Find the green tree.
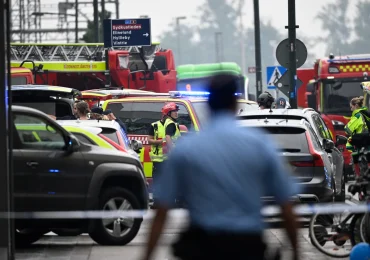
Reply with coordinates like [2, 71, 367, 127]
[351, 0, 370, 53]
[82, 10, 112, 43]
[316, 0, 352, 55]
[158, 22, 198, 65]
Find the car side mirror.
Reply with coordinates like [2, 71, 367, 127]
[65, 134, 80, 153]
[336, 135, 348, 146]
[130, 139, 143, 153]
[323, 138, 335, 152]
[179, 124, 188, 135]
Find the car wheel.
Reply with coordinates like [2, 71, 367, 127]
[89, 187, 142, 246]
[15, 229, 46, 247]
[52, 229, 82, 236]
[335, 172, 346, 202]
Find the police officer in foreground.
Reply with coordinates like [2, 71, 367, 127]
[258, 91, 275, 110]
[143, 73, 299, 260]
[148, 102, 181, 207]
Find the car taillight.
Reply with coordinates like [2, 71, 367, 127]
[290, 153, 324, 167]
[300, 132, 325, 167]
[291, 161, 315, 167]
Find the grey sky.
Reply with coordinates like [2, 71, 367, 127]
[120, 0, 348, 58]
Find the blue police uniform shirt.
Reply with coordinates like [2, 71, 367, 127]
[154, 111, 299, 233]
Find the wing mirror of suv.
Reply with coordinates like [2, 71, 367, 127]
[130, 139, 143, 153]
[336, 135, 348, 146]
[179, 124, 189, 135]
[323, 138, 335, 152]
[65, 134, 80, 153]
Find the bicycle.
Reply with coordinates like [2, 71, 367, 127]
[308, 142, 370, 257]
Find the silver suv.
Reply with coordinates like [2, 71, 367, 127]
[238, 108, 346, 202]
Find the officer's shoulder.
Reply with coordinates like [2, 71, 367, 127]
[354, 112, 362, 119]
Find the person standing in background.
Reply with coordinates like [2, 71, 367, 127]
[142, 73, 300, 260]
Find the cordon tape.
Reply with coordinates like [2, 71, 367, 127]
[0, 202, 369, 219]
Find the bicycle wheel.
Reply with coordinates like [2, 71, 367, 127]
[309, 212, 353, 258]
[350, 213, 370, 246]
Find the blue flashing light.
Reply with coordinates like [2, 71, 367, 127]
[48, 169, 60, 173]
[169, 91, 242, 98]
[48, 192, 56, 195]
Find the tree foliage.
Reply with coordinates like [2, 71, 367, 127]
[159, 0, 283, 88]
[82, 10, 112, 43]
[317, 0, 370, 55]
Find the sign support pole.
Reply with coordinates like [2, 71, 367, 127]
[286, 0, 298, 108]
[253, 0, 263, 98]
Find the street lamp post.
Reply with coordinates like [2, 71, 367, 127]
[215, 32, 224, 62]
[176, 16, 186, 65]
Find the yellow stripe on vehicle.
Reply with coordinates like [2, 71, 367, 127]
[11, 61, 106, 72]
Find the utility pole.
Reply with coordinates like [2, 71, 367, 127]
[253, 0, 263, 98]
[75, 0, 78, 43]
[238, 0, 246, 75]
[286, 0, 298, 108]
[115, 0, 119, 18]
[176, 16, 186, 65]
[93, 0, 99, 42]
[101, 0, 105, 42]
[215, 32, 223, 62]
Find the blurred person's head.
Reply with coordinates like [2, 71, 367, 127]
[75, 101, 90, 120]
[207, 73, 238, 114]
[103, 109, 117, 120]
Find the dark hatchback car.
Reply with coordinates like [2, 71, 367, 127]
[237, 117, 347, 204]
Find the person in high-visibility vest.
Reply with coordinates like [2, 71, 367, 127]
[148, 102, 181, 207]
[345, 96, 370, 178]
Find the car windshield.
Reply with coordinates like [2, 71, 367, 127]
[12, 99, 73, 118]
[322, 80, 363, 116]
[192, 101, 259, 126]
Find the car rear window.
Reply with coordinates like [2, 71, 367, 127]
[73, 133, 95, 145]
[257, 126, 309, 153]
[101, 128, 119, 144]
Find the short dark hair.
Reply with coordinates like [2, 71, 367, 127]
[207, 73, 238, 112]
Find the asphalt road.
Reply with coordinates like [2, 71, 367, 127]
[15, 183, 359, 260]
[15, 214, 349, 260]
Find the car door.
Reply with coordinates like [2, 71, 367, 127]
[12, 123, 42, 213]
[317, 115, 344, 189]
[312, 114, 344, 192]
[13, 112, 89, 212]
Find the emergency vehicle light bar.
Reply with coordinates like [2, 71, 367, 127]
[328, 58, 370, 63]
[169, 91, 242, 98]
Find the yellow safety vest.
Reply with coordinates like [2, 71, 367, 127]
[344, 107, 370, 151]
[163, 118, 181, 147]
[149, 120, 166, 162]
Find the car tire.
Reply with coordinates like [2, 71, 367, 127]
[335, 172, 346, 202]
[15, 229, 46, 247]
[89, 187, 142, 246]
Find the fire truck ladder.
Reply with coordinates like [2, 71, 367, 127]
[10, 43, 162, 62]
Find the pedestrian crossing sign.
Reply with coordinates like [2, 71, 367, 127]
[266, 66, 287, 89]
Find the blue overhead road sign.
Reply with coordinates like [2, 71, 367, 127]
[266, 66, 287, 89]
[103, 18, 152, 48]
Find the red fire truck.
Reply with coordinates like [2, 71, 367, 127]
[303, 54, 370, 176]
[10, 43, 177, 92]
